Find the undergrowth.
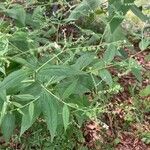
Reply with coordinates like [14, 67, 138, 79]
[0, 0, 149, 149]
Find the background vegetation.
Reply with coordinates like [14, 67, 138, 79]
[0, 0, 150, 149]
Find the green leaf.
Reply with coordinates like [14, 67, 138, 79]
[67, 0, 103, 21]
[38, 65, 85, 79]
[21, 82, 42, 97]
[5, 4, 26, 26]
[99, 69, 113, 86]
[20, 100, 41, 136]
[55, 77, 91, 96]
[29, 102, 34, 122]
[0, 4, 5, 10]
[12, 56, 38, 69]
[103, 44, 116, 64]
[108, 0, 135, 32]
[41, 90, 58, 142]
[139, 39, 150, 51]
[105, 26, 126, 42]
[109, 17, 124, 33]
[140, 85, 150, 97]
[131, 5, 149, 22]
[74, 83, 91, 95]
[1, 113, 15, 142]
[131, 68, 142, 82]
[63, 80, 78, 99]
[13, 94, 35, 102]
[66, 0, 90, 21]
[31, 6, 45, 28]
[73, 53, 95, 70]
[92, 60, 105, 74]
[0, 69, 29, 91]
[118, 48, 128, 59]
[9, 31, 29, 51]
[63, 104, 70, 131]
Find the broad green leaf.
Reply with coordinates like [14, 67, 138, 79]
[108, 5, 123, 32]
[31, 6, 45, 28]
[63, 104, 70, 131]
[41, 90, 58, 142]
[67, 0, 103, 21]
[86, 0, 103, 9]
[131, 68, 142, 82]
[105, 26, 127, 42]
[67, 95, 89, 109]
[13, 94, 35, 101]
[55, 77, 91, 96]
[118, 48, 128, 59]
[63, 80, 78, 99]
[128, 59, 143, 82]
[131, 5, 149, 22]
[5, 4, 26, 26]
[87, 33, 101, 45]
[103, 44, 116, 64]
[0, 4, 5, 10]
[9, 31, 29, 51]
[92, 60, 106, 74]
[74, 83, 90, 95]
[139, 39, 150, 51]
[29, 102, 34, 122]
[38, 65, 85, 79]
[66, 0, 90, 21]
[109, 17, 124, 33]
[73, 53, 95, 70]
[12, 56, 38, 69]
[0, 69, 29, 91]
[1, 113, 15, 142]
[32, 6, 44, 20]
[21, 82, 42, 97]
[140, 85, 150, 97]
[20, 100, 41, 136]
[108, 0, 135, 32]
[99, 69, 113, 86]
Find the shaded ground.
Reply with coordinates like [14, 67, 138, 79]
[82, 51, 150, 150]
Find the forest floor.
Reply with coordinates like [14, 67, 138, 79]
[0, 1, 149, 149]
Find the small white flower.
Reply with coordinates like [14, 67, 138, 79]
[102, 123, 109, 130]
